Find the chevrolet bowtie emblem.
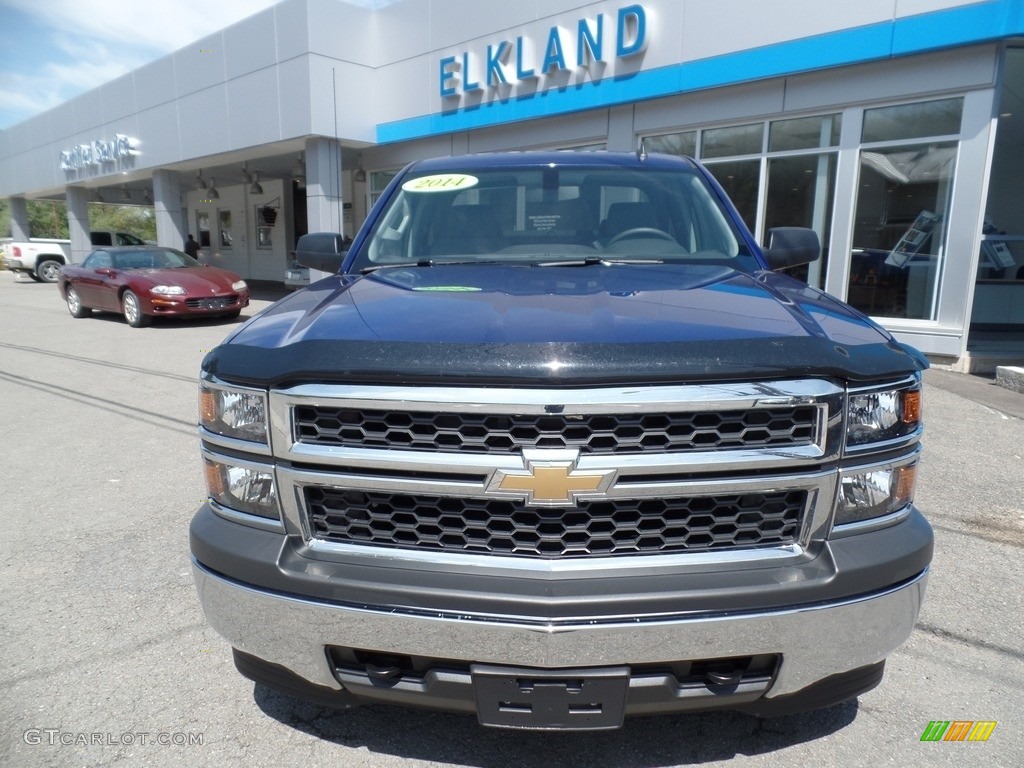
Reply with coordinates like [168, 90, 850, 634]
[488, 451, 615, 507]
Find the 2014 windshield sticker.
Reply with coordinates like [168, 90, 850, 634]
[402, 174, 479, 193]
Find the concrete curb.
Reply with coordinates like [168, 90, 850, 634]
[996, 366, 1024, 394]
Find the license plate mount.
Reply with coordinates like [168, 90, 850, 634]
[471, 664, 629, 730]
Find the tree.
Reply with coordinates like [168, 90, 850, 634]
[1, 198, 156, 240]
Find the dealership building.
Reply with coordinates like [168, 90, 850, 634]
[2, 0, 1023, 369]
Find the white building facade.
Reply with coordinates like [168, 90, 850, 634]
[2, 0, 1023, 368]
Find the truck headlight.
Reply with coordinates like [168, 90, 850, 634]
[199, 383, 268, 444]
[846, 382, 921, 447]
[204, 456, 279, 519]
[834, 463, 917, 527]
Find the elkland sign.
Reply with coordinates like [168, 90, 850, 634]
[59, 134, 136, 175]
[439, 4, 649, 99]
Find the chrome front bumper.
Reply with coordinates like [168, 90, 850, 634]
[192, 559, 927, 699]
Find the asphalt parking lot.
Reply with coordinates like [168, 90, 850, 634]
[1, 271, 1022, 767]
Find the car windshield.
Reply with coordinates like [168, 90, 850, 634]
[349, 161, 758, 273]
[113, 249, 198, 270]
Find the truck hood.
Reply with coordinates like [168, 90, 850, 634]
[206, 263, 927, 386]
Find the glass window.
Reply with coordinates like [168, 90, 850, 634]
[701, 124, 763, 159]
[196, 211, 211, 248]
[355, 163, 755, 272]
[256, 206, 274, 249]
[847, 141, 957, 320]
[971, 47, 1024, 346]
[84, 250, 111, 268]
[218, 210, 233, 248]
[862, 98, 963, 143]
[769, 114, 841, 152]
[703, 159, 760, 231]
[370, 170, 399, 208]
[765, 153, 837, 288]
[645, 131, 697, 158]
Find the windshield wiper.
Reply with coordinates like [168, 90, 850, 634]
[360, 259, 503, 275]
[532, 258, 664, 268]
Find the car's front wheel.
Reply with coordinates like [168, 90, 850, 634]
[122, 290, 151, 327]
[65, 286, 91, 318]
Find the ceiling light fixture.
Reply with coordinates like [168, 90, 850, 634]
[291, 152, 305, 180]
[249, 172, 263, 195]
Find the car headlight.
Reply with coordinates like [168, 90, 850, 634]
[204, 455, 279, 519]
[835, 462, 917, 527]
[199, 383, 268, 444]
[232, 280, 247, 291]
[846, 381, 921, 447]
[151, 285, 186, 295]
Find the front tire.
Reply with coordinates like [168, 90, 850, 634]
[122, 290, 151, 327]
[65, 286, 91, 318]
[36, 259, 62, 283]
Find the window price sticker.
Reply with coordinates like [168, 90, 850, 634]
[402, 174, 478, 193]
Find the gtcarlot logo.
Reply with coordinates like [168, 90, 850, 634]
[920, 721, 997, 742]
[23, 729, 204, 747]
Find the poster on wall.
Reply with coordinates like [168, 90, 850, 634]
[256, 205, 275, 249]
[886, 211, 939, 268]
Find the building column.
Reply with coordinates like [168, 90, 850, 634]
[153, 170, 185, 249]
[66, 186, 91, 264]
[304, 137, 345, 236]
[8, 196, 30, 241]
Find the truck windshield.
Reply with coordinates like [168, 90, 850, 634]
[349, 163, 759, 273]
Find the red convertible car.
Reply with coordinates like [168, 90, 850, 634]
[57, 246, 249, 328]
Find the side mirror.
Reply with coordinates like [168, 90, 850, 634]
[295, 233, 347, 273]
[765, 227, 821, 271]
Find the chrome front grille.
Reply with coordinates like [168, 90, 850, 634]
[185, 294, 239, 309]
[269, 380, 844, 564]
[293, 404, 820, 454]
[306, 488, 806, 558]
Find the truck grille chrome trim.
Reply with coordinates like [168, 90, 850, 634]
[268, 380, 844, 562]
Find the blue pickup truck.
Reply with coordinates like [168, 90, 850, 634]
[190, 151, 931, 730]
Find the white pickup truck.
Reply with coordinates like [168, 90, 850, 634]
[1, 230, 146, 283]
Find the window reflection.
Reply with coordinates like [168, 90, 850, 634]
[862, 98, 963, 143]
[645, 131, 697, 158]
[701, 123, 763, 159]
[848, 142, 957, 319]
[196, 211, 211, 249]
[704, 159, 760, 232]
[765, 154, 837, 288]
[218, 209, 233, 248]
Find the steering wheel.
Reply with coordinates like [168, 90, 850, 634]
[606, 227, 676, 246]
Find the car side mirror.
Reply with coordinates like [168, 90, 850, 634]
[295, 233, 348, 273]
[764, 227, 821, 271]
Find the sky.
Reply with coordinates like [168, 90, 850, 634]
[0, 0, 287, 130]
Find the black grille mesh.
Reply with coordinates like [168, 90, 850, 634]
[306, 488, 806, 558]
[294, 405, 818, 454]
